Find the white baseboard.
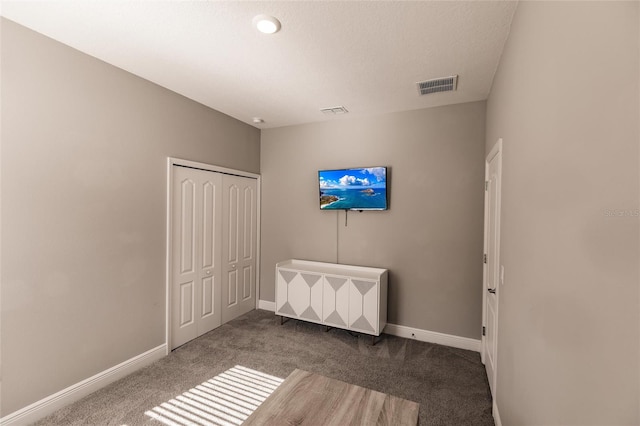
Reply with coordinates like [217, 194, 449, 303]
[0, 344, 166, 425]
[383, 323, 481, 352]
[258, 299, 276, 311]
[493, 399, 501, 426]
[261, 298, 480, 352]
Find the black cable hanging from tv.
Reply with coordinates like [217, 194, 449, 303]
[343, 209, 364, 227]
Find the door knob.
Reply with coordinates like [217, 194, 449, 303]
[488, 288, 496, 294]
[206, 270, 212, 275]
[231, 264, 236, 269]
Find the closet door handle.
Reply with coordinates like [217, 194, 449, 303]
[488, 288, 496, 294]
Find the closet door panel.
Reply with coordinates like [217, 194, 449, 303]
[171, 166, 222, 349]
[221, 174, 257, 323]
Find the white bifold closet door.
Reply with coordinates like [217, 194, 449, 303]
[171, 166, 257, 350]
[221, 173, 258, 324]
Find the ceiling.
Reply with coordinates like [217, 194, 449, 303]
[1, 1, 518, 129]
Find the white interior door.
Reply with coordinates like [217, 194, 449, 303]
[171, 166, 222, 349]
[221, 174, 258, 323]
[482, 139, 502, 398]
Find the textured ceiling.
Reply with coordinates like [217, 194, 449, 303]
[1, 1, 518, 129]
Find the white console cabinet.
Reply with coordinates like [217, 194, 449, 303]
[275, 259, 388, 336]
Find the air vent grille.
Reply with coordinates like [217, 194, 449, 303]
[417, 75, 458, 96]
[320, 106, 349, 115]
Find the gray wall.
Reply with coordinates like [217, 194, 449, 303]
[0, 19, 260, 415]
[486, 2, 639, 425]
[261, 102, 486, 339]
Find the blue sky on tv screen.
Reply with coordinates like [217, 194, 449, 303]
[319, 167, 386, 189]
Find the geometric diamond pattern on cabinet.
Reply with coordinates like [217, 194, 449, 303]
[323, 276, 348, 327]
[326, 276, 347, 291]
[350, 315, 374, 332]
[301, 273, 321, 287]
[300, 306, 321, 321]
[279, 270, 298, 284]
[350, 280, 376, 333]
[352, 279, 374, 296]
[300, 273, 322, 321]
[277, 269, 299, 316]
[278, 301, 296, 316]
[324, 310, 346, 326]
[276, 260, 387, 337]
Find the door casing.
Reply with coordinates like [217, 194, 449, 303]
[166, 157, 261, 353]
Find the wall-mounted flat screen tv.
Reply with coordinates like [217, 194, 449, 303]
[318, 166, 388, 210]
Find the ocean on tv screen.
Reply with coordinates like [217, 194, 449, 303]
[319, 187, 387, 210]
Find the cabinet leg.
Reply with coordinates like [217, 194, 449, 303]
[371, 335, 377, 346]
[280, 316, 291, 325]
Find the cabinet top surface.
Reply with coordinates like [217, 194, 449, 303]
[276, 259, 387, 280]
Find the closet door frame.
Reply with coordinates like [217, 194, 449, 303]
[165, 157, 261, 354]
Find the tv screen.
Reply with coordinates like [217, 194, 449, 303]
[318, 167, 388, 210]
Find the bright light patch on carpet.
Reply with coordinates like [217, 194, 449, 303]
[145, 365, 284, 426]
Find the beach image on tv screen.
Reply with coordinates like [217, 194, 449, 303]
[319, 167, 387, 210]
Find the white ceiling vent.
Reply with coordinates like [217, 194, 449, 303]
[320, 106, 349, 115]
[417, 75, 458, 96]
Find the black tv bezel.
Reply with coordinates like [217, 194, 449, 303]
[318, 166, 389, 211]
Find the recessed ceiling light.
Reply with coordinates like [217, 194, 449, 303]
[252, 117, 264, 124]
[252, 15, 281, 34]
